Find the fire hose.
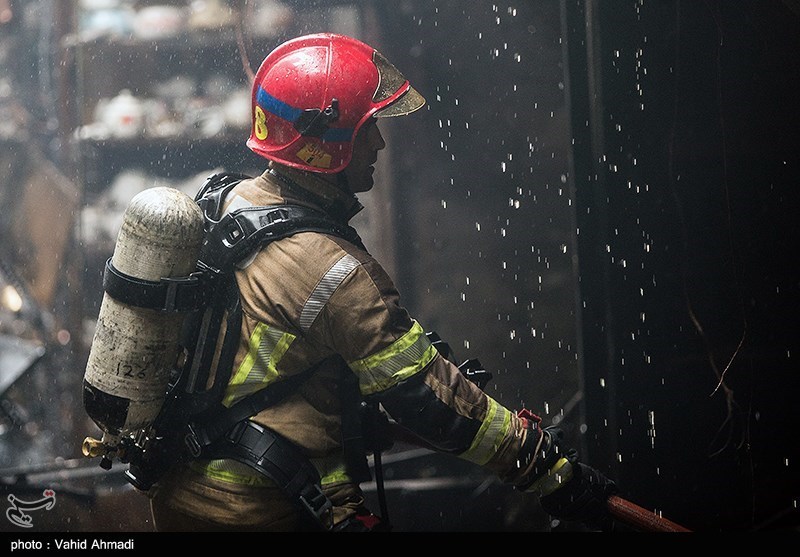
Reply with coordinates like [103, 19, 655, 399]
[607, 495, 691, 532]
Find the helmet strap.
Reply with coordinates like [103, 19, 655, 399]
[335, 171, 351, 193]
[294, 99, 340, 137]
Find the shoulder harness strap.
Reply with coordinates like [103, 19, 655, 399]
[195, 172, 365, 274]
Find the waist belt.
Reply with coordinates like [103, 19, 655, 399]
[206, 420, 334, 530]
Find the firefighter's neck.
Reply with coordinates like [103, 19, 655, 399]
[320, 170, 351, 194]
[268, 163, 363, 221]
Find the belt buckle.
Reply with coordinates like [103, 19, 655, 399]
[299, 483, 333, 529]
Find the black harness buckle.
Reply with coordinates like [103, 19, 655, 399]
[183, 424, 203, 458]
[298, 482, 334, 527]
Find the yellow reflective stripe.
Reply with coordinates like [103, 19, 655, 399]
[311, 455, 352, 486]
[459, 397, 513, 466]
[189, 459, 274, 486]
[527, 457, 574, 496]
[321, 469, 351, 486]
[193, 457, 352, 488]
[223, 322, 296, 406]
[348, 320, 437, 396]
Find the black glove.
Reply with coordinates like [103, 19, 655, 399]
[529, 426, 618, 531]
[539, 457, 618, 531]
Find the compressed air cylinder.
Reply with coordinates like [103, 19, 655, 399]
[83, 186, 205, 439]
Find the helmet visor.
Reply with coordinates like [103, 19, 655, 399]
[372, 51, 426, 117]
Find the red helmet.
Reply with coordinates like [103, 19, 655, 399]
[246, 33, 425, 173]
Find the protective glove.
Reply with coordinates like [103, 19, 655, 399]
[529, 427, 618, 531]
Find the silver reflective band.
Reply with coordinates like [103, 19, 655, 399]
[299, 253, 361, 333]
[223, 194, 253, 215]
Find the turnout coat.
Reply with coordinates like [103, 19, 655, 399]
[149, 163, 544, 531]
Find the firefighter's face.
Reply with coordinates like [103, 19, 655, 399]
[343, 118, 386, 193]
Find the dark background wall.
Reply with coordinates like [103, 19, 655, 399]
[377, 0, 800, 531]
[568, 0, 800, 531]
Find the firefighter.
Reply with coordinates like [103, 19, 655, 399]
[147, 32, 617, 532]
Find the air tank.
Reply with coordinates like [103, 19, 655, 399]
[82, 186, 204, 459]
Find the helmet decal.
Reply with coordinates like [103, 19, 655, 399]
[256, 87, 300, 125]
[254, 106, 268, 141]
[296, 143, 333, 169]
